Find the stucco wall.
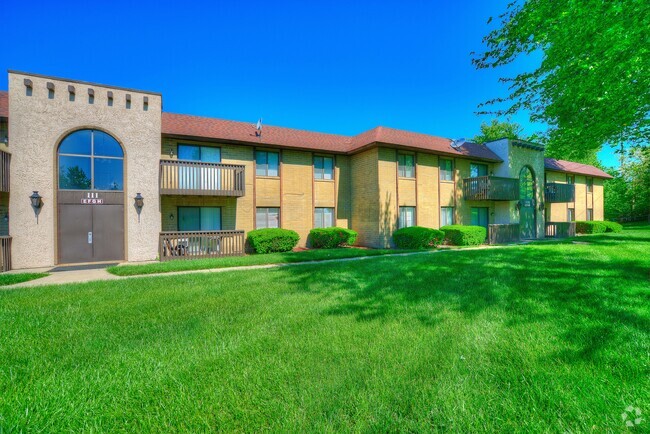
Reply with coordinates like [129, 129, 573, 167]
[8, 72, 162, 268]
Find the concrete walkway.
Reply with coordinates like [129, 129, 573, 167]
[4, 244, 517, 290]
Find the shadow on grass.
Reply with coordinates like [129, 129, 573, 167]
[278, 238, 650, 366]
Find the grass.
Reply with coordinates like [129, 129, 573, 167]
[0, 272, 48, 286]
[107, 247, 416, 276]
[1, 225, 648, 432]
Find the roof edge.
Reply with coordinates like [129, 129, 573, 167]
[8, 70, 163, 96]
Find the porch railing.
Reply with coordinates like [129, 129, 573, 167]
[462, 176, 519, 201]
[159, 230, 245, 261]
[0, 236, 11, 272]
[488, 224, 520, 244]
[544, 182, 575, 203]
[0, 150, 10, 192]
[159, 160, 245, 196]
[545, 222, 576, 238]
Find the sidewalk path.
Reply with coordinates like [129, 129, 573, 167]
[4, 244, 517, 290]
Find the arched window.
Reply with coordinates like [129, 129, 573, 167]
[519, 166, 535, 200]
[58, 129, 124, 191]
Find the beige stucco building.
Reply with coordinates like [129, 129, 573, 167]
[0, 71, 612, 269]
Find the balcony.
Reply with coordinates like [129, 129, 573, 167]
[462, 176, 519, 201]
[159, 160, 245, 196]
[0, 150, 10, 193]
[159, 230, 245, 261]
[544, 182, 575, 203]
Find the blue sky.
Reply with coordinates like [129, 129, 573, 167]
[3, 0, 617, 166]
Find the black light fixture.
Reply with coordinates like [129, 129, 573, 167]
[134, 193, 144, 222]
[538, 202, 545, 211]
[30, 191, 43, 223]
[169, 213, 175, 221]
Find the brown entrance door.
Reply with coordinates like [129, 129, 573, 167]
[58, 191, 125, 264]
[58, 204, 94, 264]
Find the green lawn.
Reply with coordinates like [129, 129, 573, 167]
[0, 272, 48, 286]
[108, 247, 415, 276]
[1, 226, 648, 432]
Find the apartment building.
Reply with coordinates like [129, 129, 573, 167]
[0, 71, 611, 269]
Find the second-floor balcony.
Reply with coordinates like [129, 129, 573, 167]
[159, 159, 245, 196]
[462, 176, 519, 201]
[544, 182, 575, 203]
[0, 150, 10, 193]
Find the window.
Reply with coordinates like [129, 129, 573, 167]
[471, 207, 489, 230]
[178, 207, 221, 231]
[398, 154, 415, 178]
[470, 163, 488, 178]
[587, 208, 593, 221]
[440, 159, 453, 181]
[314, 207, 334, 228]
[567, 175, 575, 184]
[586, 177, 593, 193]
[314, 156, 334, 180]
[256, 207, 280, 228]
[177, 144, 221, 162]
[58, 129, 124, 191]
[256, 151, 279, 177]
[440, 207, 454, 227]
[568, 208, 575, 221]
[399, 206, 416, 228]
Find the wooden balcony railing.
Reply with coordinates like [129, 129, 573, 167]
[160, 160, 245, 196]
[544, 183, 575, 203]
[0, 236, 11, 272]
[545, 222, 576, 238]
[462, 176, 519, 201]
[488, 224, 520, 244]
[0, 150, 10, 193]
[159, 230, 245, 261]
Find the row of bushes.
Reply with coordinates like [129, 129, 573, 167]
[247, 227, 358, 254]
[391, 225, 487, 248]
[248, 220, 622, 254]
[575, 220, 623, 234]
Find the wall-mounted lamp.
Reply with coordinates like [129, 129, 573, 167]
[169, 213, 175, 221]
[3, 213, 8, 223]
[538, 202, 545, 211]
[134, 193, 144, 222]
[169, 149, 175, 158]
[30, 191, 43, 223]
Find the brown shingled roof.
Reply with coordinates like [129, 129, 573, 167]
[544, 158, 613, 179]
[162, 112, 503, 161]
[0, 91, 7, 118]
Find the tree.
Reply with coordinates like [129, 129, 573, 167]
[59, 166, 91, 190]
[472, 0, 649, 162]
[472, 119, 525, 143]
[604, 147, 650, 221]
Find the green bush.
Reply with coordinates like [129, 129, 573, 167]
[575, 221, 607, 234]
[247, 228, 300, 254]
[392, 226, 445, 249]
[440, 225, 487, 246]
[602, 221, 623, 233]
[309, 228, 358, 249]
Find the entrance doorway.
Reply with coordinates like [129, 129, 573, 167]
[56, 129, 125, 264]
[519, 166, 537, 239]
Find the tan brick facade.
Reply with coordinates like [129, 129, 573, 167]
[2, 72, 609, 267]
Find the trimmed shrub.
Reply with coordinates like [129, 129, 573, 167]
[575, 221, 607, 234]
[602, 221, 623, 233]
[393, 226, 444, 249]
[440, 225, 487, 246]
[247, 228, 300, 254]
[309, 228, 358, 249]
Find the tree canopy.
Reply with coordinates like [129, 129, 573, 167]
[472, 0, 649, 162]
[472, 119, 525, 144]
